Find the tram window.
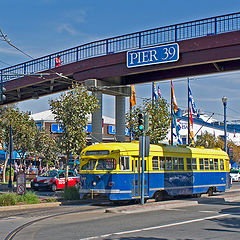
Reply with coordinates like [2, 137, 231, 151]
[81, 160, 97, 170]
[96, 159, 116, 170]
[199, 158, 204, 170]
[160, 157, 165, 170]
[187, 158, 192, 170]
[173, 157, 178, 170]
[204, 159, 209, 170]
[220, 159, 224, 170]
[120, 156, 130, 170]
[166, 157, 172, 171]
[178, 158, 184, 170]
[214, 159, 219, 170]
[152, 156, 159, 170]
[209, 158, 214, 170]
[192, 158, 197, 170]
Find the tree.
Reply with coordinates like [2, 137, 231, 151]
[0, 106, 38, 182]
[34, 129, 59, 170]
[195, 131, 218, 148]
[49, 84, 99, 188]
[126, 98, 170, 143]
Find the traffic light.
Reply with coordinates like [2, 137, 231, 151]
[0, 83, 6, 104]
[138, 113, 144, 132]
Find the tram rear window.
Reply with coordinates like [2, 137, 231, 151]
[85, 150, 110, 156]
[96, 159, 116, 170]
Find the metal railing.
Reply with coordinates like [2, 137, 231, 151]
[1, 12, 240, 82]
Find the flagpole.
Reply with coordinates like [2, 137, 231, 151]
[171, 82, 173, 145]
[187, 78, 190, 145]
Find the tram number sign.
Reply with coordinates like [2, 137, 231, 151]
[127, 43, 179, 68]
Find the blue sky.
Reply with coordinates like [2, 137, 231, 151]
[0, 0, 240, 122]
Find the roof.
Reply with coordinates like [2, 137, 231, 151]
[30, 110, 115, 124]
[81, 142, 228, 158]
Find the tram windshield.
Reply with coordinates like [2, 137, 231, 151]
[96, 159, 116, 170]
[81, 159, 97, 170]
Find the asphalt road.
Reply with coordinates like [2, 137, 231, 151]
[1, 183, 240, 240]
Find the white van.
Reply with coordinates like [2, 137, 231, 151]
[230, 169, 240, 182]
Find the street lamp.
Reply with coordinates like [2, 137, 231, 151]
[222, 96, 227, 152]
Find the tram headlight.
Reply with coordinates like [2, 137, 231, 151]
[92, 181, 97, 186]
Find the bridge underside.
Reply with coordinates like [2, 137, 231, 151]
[4, 30, 240, 104]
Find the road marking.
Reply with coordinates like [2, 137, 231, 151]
[79, 213, 232, 240]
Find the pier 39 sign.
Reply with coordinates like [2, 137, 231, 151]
[127, 43, 179, 68]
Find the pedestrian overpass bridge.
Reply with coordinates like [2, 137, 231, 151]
[2, 12, 240, 142]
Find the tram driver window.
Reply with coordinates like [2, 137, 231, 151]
[160, 157, 165, 170]
[120, 156, 130, 171]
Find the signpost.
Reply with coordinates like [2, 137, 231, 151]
[17, 172, 26, 195]
[127, 43, 179, 68]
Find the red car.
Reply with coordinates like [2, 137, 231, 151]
[31, 170, 79, 191]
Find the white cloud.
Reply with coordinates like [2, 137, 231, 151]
[57, 24, 78, 35]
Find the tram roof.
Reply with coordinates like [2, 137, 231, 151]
[82, 142, 228, 158]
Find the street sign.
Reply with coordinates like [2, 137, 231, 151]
[139, 135, 150, 157]
[17, 173, 26, 195]
[127, 43, 179, 68]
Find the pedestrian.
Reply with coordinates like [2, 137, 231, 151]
[55, 55, 63, 67]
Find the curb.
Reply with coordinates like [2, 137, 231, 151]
[0, 202, 61, 211]
[105, 200, 198, 213]
[225, 195, 240, 202]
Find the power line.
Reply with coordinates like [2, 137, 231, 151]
[0, 29, 75, 84]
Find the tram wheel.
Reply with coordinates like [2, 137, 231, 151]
[155, 191, 165, 202]
[207, 187, 214, 196]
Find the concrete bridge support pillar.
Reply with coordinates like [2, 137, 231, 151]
[92, 90, 102, 143]
[115, 95, 125, 142]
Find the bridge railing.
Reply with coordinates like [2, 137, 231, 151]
[1, 12, 240, 83]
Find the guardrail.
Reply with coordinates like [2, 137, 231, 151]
[1, 12, 240, 82]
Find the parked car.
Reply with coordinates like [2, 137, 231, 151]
[230, 169, 240, 182]
[31, 170, 80, 191]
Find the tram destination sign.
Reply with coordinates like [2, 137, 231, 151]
[127, 43, 179, 68]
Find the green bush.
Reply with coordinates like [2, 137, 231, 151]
[22, 191, 40, 204]
[62, 186, 80, 200]
[45, 198, 57, 203]
[0, 193, 18, 206]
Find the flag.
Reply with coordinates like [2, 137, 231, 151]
[158, 86, 161, 98]
[171, 80, 178, 113]
[188, 83, 196, 114]
[172, 108, 182, 145]
[130, 85, 136, 107]
[189, 108, 194, 144]
[152, 82, 158, 101]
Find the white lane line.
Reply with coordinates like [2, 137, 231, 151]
[79, 213, 232, 240]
